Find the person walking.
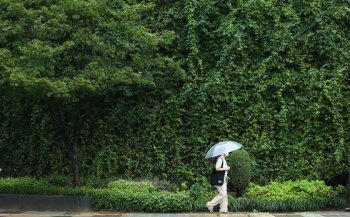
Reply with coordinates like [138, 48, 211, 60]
[206, 147, 230, 213]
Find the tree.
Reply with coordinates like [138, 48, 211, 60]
[0, 0, 182, 186]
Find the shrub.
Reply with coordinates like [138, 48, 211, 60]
[47, 176, 73, 187]
[46, 176, 175, 192]
[188, 196, 345, 212]
[47, 175, 110, 189]
[107, 179, 156, 193]
[152, 178, 175, 191]
[190, 183, 206, 199]
[194, 176, 214, 192]
[226, 197, 345, 212]
[94, 189, 192, 212]
[181, 182, 188, 191]
[0, 177, 90, 196]
[228, 149, 251, 196]
[244, 180, 347, 201]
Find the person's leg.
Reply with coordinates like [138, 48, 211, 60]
[206, 185, 225, 210]
[219, 180, 228, 213]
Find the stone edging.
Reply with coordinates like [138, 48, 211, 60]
[0, 194, 94, 212]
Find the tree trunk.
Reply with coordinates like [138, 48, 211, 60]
[348, 169, 350, 200]
[72, 142, 80, 187]
[44, 96, 100, 187]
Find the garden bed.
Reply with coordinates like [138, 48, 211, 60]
[0, 176, 347, 213]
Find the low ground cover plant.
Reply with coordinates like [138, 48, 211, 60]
[0, 176, 347, 212]
[244, 180, 347, 201]
[107, 179, 156, 193]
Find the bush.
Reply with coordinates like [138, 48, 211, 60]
[107, 179, 156, 193]
[190, 183, 206, 200]
[244, 180, 347, 201]
[228, 149, 251, 196]
[47, 175, 111, 189]
[226, 197, 346, 212]
[189, 176, 216, 200]
[94, 189, 192, 212]
[46, 176, 175, 192]
[194, 176, 214, 192]
[0, 177, 90, 196]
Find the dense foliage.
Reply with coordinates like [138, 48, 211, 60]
[0, 0, 182, 186]
[229, 149, 251, 195]
[1, 0, 350, 185]
[244, 180, 348, 201]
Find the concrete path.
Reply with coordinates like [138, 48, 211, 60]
[0, 210, 350, 217]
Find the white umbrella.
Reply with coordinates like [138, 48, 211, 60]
[205, 141, 243, 158]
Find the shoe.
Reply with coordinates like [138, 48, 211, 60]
[220, 211, 229, 214]
[206, 204, 213, 213]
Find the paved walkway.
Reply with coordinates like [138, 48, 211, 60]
[0, 210, 350, 217]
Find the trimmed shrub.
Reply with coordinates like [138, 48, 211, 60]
[0, 177, 90, 196]
[94, 190, 192, 212]
[228, 149, 251, 196]
[244, 180, 348, 201]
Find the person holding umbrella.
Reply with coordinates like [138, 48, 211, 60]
[205, 141, 243, 214]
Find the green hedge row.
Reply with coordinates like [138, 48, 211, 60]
[1, 177, 346, 213]
[94, 191, 346, 213]
[0, 177, 347, 212]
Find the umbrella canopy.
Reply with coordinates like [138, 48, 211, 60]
[205, 141, 243, 158]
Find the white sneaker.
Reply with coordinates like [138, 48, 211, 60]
[206, 204, 213, 213]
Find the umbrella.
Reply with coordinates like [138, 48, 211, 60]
[205, 141, 243, 158]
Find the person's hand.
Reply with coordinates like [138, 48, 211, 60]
[226, 166, 230, 171]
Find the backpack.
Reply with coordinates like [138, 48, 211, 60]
[209, 157, 225, 186]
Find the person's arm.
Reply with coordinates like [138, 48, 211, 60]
[216, 167, 230, 171]
[215, 158, 230, 171]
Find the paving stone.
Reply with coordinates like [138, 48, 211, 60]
[0, 210, 25, 214]
[23, 211, 67, 215]
[324, 216, 342, 217]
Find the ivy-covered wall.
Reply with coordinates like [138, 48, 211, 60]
[1, 0, 350, 185]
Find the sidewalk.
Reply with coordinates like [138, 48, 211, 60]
[0, 210, 349, 217]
